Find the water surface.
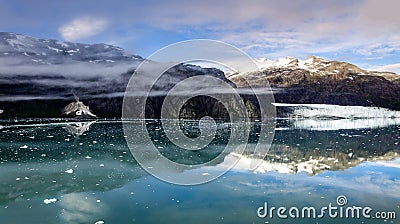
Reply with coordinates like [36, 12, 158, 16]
[0, 119, 398, 223]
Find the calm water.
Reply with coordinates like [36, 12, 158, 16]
[0, 119, 399, 224]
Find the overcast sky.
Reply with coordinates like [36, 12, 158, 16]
[1, 0, 399, 73]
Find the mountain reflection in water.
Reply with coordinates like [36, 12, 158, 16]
[0, 118, 398, 223]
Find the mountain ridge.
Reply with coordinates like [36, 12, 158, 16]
[246, 55, 399, 81]
[229, 55, 400, 110]
[0, 32, 400, 118]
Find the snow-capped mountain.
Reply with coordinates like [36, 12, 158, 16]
[0, 32, 142, 65]
[253, 55, 398, 80]
[254, 56, 301, 69]
[230, 56, 400, 111]
[0, 32, 234, 118]
[0, 32, 144, 104]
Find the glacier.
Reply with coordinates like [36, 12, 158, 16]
[284, 117, 400, 130]
[274, 103, 400, 130]
[274, 103, 400, 118]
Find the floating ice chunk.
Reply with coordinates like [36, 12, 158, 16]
[65, 169, 74, 174]
[43, 198, 57, 204]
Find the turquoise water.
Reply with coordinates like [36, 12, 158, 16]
[0, 120, 398, 223]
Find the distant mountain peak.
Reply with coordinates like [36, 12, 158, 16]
[254, 56, 299, 69]
[305, 55, 326, 62]
[253, 55, 398, 80]
[0, 32, 143, 66]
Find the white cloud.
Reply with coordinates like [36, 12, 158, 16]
[3, 0, 398, 69]
[59, 17, 107, 41]
[370, 63, 400, 74]
[130, 0, 400, 62]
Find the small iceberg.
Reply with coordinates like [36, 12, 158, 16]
[63, 94, 97, 118]
[65, 169, 74, 174]
[43, 198, 57, 204]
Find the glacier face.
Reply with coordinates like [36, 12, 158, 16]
[284, 117, 400, 131]
[274, 103, 400, 118]
[274, 103, 400, 130]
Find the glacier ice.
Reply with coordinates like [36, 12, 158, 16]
[274, 103, 400, 130]
[288, 118, 400, 130]
[274, 103, 400, 118]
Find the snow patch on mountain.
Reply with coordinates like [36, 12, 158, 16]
[255, 56, 299, 69]
[255, 55, 331, 72]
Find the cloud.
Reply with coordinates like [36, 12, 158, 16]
[1, 0, 399, 69]
[370, 63, 400, 74]
[59, 17, 107, 41]
[358, 0, 400, 35]
[131, 0, 400, 62]
[0, 57, 137, 78]
[135, 0, 359, 31]
[0, 58, 138, 101]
